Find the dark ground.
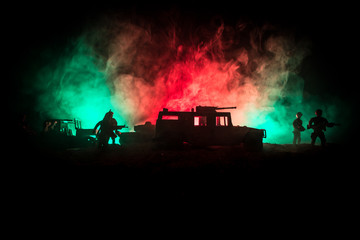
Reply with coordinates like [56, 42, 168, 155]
[11, 140, 355, 201]
[7, 137, 356, 230]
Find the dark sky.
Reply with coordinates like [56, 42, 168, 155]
[7, 1, 356, 115]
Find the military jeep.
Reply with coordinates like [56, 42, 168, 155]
[120, 106, 266, 151]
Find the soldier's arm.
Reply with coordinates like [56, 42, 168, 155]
[307, 118, 314, 129]
[112, 119, 118, 128]
[93, 121, 102, 133]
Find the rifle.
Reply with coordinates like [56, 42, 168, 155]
[114, 125, 128, 130]
[327, 123, 341, 127]
[307, 122, 340, 130]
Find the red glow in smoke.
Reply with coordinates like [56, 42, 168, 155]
[105, 18, 308, 133]
[110, 42, 259, 124]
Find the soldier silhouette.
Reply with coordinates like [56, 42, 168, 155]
[292, 112, 305, 145]
[307, 109, 337, 146]
[93, 110, 118, 148]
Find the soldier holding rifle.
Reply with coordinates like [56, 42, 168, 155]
[307, 109, 340, 146]
[93, 110, 127, 148]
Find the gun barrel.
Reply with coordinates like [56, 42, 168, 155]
[216, 107, 237, 110]
[195, 106, 237, 113]
[115, 125, 128, 130]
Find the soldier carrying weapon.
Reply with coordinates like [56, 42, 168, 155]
[293, 112, 305, 145]
[307, 109, 340, 146]
[93, 110, 127, 148]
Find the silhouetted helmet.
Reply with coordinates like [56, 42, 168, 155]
[296, 112, 303, 118]
[315, 109, 323, 116]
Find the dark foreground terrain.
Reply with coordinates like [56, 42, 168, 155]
[10, 142, 355, 201]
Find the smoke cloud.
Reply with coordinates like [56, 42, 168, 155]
[31, 37, 124, 128]
[29, 11, 349, 143]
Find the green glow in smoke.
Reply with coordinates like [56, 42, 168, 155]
[244, 72, 334, 144]
[35, 37, 125, 129]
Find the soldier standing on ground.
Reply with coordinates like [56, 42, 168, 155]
[293, 112, 305, 145]
[307, 109, 336, 146]
[93, 110, 117, 149]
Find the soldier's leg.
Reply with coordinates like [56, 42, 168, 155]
[311, 132, 317, 145]
[98, 135, 105, 148]
[102, 136, 110, 149]
[111, 132, 117, 144]
[319, 132, 326, 147]
[99, 134, 110, 149]
[293, 132, 297, 145]
[294, 132, 300, 145]
[298, 133, 301, 144]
